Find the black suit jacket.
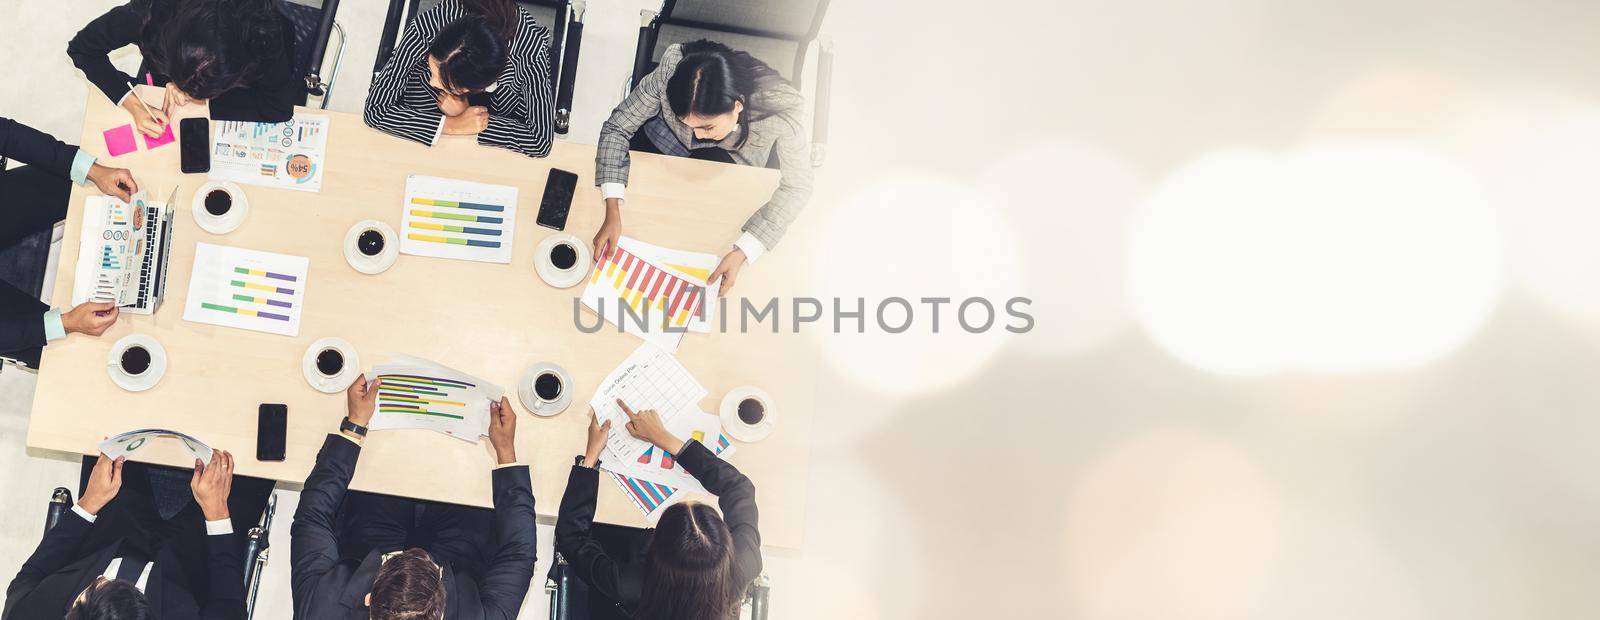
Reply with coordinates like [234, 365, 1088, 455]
[554, 440, 763, 616]
[290, 434, 538, 619]
[0, 116, 81, 355]
[67, 1, 301, 123]
[2, 510, 246, 620]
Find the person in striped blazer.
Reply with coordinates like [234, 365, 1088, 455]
[363, 0, 554, 158]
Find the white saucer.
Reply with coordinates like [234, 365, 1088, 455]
[302, 337, 360, 393]
[344, 220, 399, 275]
[191, 181, 248, 235]
[719, 386, 776, 442]
[534, 233, 591, 288]
[106, 334, 167, 392]
[518, 362, 573, 416]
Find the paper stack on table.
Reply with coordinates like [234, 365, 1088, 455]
[400, 175, 519, 264]
[580, 237, 720, 352]
[99, 428, 214, 463]
[210, 114, 330, 192]
[182, 242, 310, 337]
[609, 430, 736, 521]
[369, 355, 504, 443]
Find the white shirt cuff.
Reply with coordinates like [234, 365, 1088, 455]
[205, 518, 233, 536]
[733, 231, 767, 265]
[600, 182, 627, 202]
[43, 309, 67, 341]
[493, 462, 525, 470]
[72, 504, 97, 523]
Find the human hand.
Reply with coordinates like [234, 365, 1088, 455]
[190, 450, 233, 521]
[78, 453, 126, 515]
[162, 83, 194, 117]
[487, 397, 518, 464]
[87, 163, 139, 204]
[437, 92, 469, 117]
[63, 302, 118, 336]
[592, 204, 621, 262]
[583, 407, 611, 468]
[346, 375, 382, 427]
[441, 106, 488, 135]
[120, 96, 168, 139]
[707, 248, 746, 297]
[618, 399, 684, 454]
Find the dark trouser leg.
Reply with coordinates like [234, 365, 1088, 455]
[337, 491, 417, 561]
[0, 164, 70, 250]
[417, 501, 493, 579]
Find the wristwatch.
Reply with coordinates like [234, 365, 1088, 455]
[574, 454, 597, 469]
[340, 417, 368, 438]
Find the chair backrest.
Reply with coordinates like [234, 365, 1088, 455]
[277, 0, 323, 76]
[648, 0, 830, 83]
[650, 26, 801, 82]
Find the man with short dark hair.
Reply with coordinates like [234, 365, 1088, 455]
[290, 376, 537, 619]
[3, 448, 269, 620]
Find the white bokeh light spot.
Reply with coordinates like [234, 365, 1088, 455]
[1130, 143, 1504, 376]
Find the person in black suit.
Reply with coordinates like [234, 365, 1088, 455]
[290, 376, 538, 619]
[3, 448, 270, 620]
[68, 0, 301, 139]
[555, 400, 763, 620]
[0, 116, 140, 367]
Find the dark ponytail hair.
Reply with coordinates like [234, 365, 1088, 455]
[665, 40, 784, 149]
[135, 0, 286, 101]
[428, 0, 518, 93]
[635, 502, 742, 620]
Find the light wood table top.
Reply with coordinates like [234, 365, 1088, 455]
[28, 93, 814, 550]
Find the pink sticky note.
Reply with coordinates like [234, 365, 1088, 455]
[103, 124, 137, 157]
[143, 123, 175, 149]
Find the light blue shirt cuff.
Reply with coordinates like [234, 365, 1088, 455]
[43, 309, 67, 342]
[69, 149, 96, 186]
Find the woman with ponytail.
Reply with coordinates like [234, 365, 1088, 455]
[592, 40, 815, 298]
[363, 0, 555, 158]
[68, 0, 300, 136]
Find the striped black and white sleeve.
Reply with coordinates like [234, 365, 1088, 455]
[362, 8, 448, 145]
[478, 21, 554, 158]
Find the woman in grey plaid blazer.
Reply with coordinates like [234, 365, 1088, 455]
[592, 40, 813, 296]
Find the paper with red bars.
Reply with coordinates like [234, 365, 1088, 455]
[609, 432, 735, 521]
[104, 124, 138, 156]
[580, 236, 719, 352]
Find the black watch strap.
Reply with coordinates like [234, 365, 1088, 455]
[341, 417, 368, 437]
[575, 454, 597, 468]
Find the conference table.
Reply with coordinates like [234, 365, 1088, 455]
[27, 93, 814, 550]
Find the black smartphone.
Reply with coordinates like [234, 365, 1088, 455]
[537, 168, 577, 231]
[179, 117, 210, 174]
[257, 404, 287, 461]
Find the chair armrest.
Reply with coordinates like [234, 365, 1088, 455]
[746, 573, 772, 620]
[303, 0, 341, 96]
[811, 35, 834, 168]
[554, 18, 583, 135]
[547, 552, 571, 620]
[44, 487, 73, 538]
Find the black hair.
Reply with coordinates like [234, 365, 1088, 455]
[66, 578, 154, 620]
[665, 40, 785, 149]
[134, 0, 287, 101]
[370, 548, 446, 620]
[635, 502, 742, 620]
[427, 8, 512, 94]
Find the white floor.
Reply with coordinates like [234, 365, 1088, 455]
[0, 1, 803, 617]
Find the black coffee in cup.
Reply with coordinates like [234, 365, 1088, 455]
[534, 371, 562, 401]
[358, 229, 386, 256]
[738, 398, 765, 424]
[315, 348, 344, 376]
[121, 345, 152, 376]
[550, 243, 577, 270]
[204, 189, 232, 216]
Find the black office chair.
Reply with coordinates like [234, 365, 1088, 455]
[276, 0, 347, 107]
[544, 522, 772, 619]
[374, 0, 586, 135]
[44, 486, 280, 619]
[629, 0, 834, 167]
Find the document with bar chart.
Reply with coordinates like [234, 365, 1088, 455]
[181, 242, 310, 336]
[400, 175, 519, 263]
[580, 236, 720, 352]
[369, 354, 504, 442]
[590, 342, 708, 463]
[210, 114, 329, 192]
